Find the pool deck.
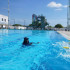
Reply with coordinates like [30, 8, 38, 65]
[57, 31, 70, 40]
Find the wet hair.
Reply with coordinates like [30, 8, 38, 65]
[23, 37, 29, 45]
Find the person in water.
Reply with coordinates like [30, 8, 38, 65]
[23, 37, 39, 45]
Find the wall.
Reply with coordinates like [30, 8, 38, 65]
[0, 14, 8, 24]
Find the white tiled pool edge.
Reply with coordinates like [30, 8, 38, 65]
[57, 31, 70, 40]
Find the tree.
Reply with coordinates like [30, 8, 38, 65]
[48, 26, 53, 28]
[12, 24, 22, 26]
[31, 14, 49, 29]
[37, 23, 41, 27]
[29, 24, 32, 26]
[45, 22, 49, 26]
[55, 24, 63, 28]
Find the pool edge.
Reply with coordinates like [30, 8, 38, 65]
[57, 31, 70, 40]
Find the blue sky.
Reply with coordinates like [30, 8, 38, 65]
[0, 0, 68, 26]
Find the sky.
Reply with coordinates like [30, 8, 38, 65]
[0, 0, 68, 27]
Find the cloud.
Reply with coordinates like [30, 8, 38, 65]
[47, 2, 67, 11]
[47, 2, 62, 8]
[47, 2, 67, 8]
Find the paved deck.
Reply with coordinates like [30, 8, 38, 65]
[57, 31, 70, 40]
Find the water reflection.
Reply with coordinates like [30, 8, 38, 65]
[0, 29, 9, 34]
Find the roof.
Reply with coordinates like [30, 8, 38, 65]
[0, 14, 8, 18]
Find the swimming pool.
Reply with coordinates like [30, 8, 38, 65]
[0, 29, 70, 70]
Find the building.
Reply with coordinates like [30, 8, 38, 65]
[26, 26, 33, 30]
[0, 14, 8, 29]
[15, 26, 26, 29]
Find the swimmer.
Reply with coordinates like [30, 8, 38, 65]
[22, 37, 40, 46]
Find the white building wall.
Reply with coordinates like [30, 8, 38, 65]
[18, 26, 26, 29]
[0, 14, 8, 24]
[14, 26, 27, 29]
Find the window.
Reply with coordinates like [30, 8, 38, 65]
[5, 19, 6, 22]
[2, 18, 3, 21]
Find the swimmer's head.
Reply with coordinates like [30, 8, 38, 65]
[24, 37, 29, 40]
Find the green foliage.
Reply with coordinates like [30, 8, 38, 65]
[55, 24, 63, 28]
[37, 23, 41, 27]
[48, 26, 53, 28]
[13, 24, 22, 26]
[35, 21, 38, 26]
[29, 24, 32, 26]
[45, 22, 49, 26]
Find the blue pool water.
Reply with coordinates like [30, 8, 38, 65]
[0, 29, 70, 70]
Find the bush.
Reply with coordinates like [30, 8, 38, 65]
[12, 24, 22, 26]
[55, 24, 63, 28]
